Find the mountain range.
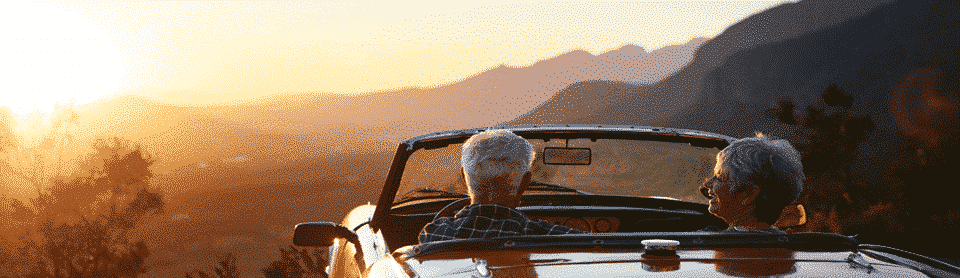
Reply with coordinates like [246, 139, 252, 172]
[510, 0, 897, 127]
[73, 38, 706, 178]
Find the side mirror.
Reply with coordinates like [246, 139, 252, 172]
[295, 222, 367, 271]
[293, 222, 359, 247]
[773, 204, 806, 228]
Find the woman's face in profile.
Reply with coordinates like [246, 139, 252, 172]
[702, 171, 752, 222]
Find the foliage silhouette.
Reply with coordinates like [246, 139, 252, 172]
[260, 246, 328, 278]
[881, 64, 960, 257]
[767, 84, 876, 233]
[180, 246, 328, 278]
[184, 253, 241, 278]
[0, 106, 164, 277]
[25, 138, 162, 277]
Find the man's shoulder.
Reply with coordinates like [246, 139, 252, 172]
[465, 204, 583, 235]
[424, 216, 455, 228]
[418, 216, 459, 243]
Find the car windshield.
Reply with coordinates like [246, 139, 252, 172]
[394, 138, 720, 206]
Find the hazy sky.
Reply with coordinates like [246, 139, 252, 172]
[2, 0, 796, 114]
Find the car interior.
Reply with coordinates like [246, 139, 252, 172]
[374, 128, 801, 252]
[380, 194, 731, 252]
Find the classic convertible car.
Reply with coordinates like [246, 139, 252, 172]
[293, 125, 960, 277]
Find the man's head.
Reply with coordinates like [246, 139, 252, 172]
[461, 130, 536, 206]
[702, 133, 805, 225]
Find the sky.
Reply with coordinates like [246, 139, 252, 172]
[2, 0, 797, 115]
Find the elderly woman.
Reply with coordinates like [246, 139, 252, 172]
[700, 134, 805, 233]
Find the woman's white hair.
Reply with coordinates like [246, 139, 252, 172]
[461, 130, 535, 200]
[715, 133, 805, 224]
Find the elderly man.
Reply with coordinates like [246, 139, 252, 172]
[418, 130, 582, 243]
[699, 134, 805, 233]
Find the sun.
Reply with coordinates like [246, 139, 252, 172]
[1, 0, 124, 116]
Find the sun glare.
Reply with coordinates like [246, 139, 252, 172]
[1, 1, 124, 116]
[2, 1, 796, 109]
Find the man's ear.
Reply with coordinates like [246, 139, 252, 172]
[518, 171, 532, 195]
[461, 168, 472, 196]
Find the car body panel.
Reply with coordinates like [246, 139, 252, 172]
[397, 249, 928, 277]
[329, 205, 387, 278]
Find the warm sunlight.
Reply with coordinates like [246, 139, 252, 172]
[2, 1, 797, 108]
[1, 1, 125, 115]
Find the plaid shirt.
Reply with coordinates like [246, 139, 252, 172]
[419, 204, 583, 244]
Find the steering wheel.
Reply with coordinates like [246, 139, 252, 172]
[433, 198, 471, 222]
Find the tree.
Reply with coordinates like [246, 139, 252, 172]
[768, 84, 876, 233]
[184, 253, 241, 278]
[23, 137, 163, 277]
[260, 246, 328, 278]
[183, 246, 328, 278]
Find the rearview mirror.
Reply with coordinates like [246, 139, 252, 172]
[293, 222, 359, 247]
[773, 204, 806, 228]
[543, 147, 591, 165]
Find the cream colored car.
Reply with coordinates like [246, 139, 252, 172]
[293, 125, 960, 278]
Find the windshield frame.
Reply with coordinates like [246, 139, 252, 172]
[369, 125, 735, 231]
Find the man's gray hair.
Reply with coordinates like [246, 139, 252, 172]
[461, 130, 536, 200]
[715, 133, 805, 224]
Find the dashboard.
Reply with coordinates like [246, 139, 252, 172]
[519, 205, 717, 233]
[534, 216, 621, 233]
[383, 195, 725, 248]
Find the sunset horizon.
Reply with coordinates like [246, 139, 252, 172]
[4, 0, 795, 114]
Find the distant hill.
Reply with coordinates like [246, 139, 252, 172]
[655, 0, 959, 141]
[510, 0, 894, 126]
[74, 38, 707, 180]
[508, 80, 647, 124]
[639, 0, 960, 189]
[205, 38, 707, 137]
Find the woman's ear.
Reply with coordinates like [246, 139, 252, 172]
[741, 184, 760, 205]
